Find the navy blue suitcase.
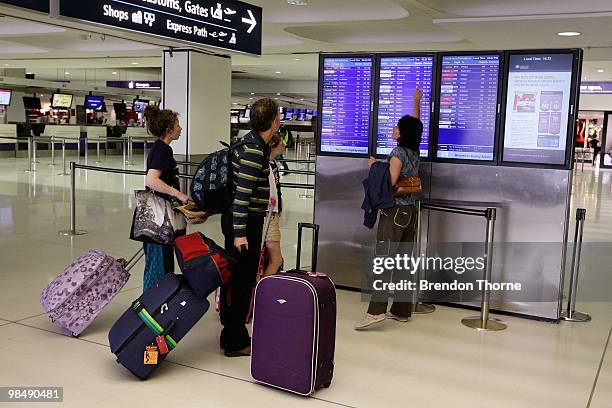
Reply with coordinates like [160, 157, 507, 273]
[108, 274, 209, 380]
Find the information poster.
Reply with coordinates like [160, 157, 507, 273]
[320, 57, 372, 155]
[503, 53, 574, 165]
[436, 54, 500, 161]
[376, 56, 433, 157]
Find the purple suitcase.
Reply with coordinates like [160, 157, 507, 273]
[251, 223, 336, 396]
[40, 249, 143, 337]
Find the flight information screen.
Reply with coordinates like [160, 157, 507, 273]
[503, 53, 574, 165]
[320, 57, 373, 155]
[376, 56, 433, 157]
[437, 54, 500, 161]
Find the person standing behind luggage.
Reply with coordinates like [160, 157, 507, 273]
[277, 124, 292, 174]
[142, 106, 188, 292]
[355, 87, 423, 330]
[220, 98, 280, 357]
[263, 131, 285, 277]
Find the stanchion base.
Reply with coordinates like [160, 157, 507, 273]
[57, 173, 70, 176]
[561, 311, 592, 322]
[299, 194, 314, 199]
[413, 303, 436, 314]
[24, 169, 36, 173]
[461, 316, 507, 331]
[58, 230, 88, 236]
[48, 163, 56, 167]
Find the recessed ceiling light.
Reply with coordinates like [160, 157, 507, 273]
[64, 72, 70, 75]
[249, 97, 253, 100]
[275, 98, 279, 100]
[294, 58, 301, 61]
[26, 72, 33, 75]
[275, 71, 282, 74]
[287, 0, 308, 5]
[131, 62, 139, 65]
[300, 98, 304, 101]
[597, 69, 604, 73]
[276, 93, 281, 95]
[112, 71, 118, 75]
[250, 92, 255, 95]
[3, 63, 9, 66]
[557, 31, 581, 37]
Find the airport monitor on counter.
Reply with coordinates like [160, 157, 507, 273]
[0, 89, 12, 106]
[22, 97, 41, 110]
[132, 99, 149, 113]
[52, 93, 74, 109]
[84, 95, 105, 111]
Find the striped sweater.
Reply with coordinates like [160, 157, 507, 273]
[231, 131, 270, 237]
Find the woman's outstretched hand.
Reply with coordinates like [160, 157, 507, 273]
[413, 86, 423, 102]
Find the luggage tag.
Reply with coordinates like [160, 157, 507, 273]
[156, 336, 170, 355]
[144, 345, 159, 365]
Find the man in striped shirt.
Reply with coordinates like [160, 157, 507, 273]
[220, 98, 280, 357]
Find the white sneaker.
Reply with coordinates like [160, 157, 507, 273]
[354, 313, 386, 330]
[385, 312, 411, 322]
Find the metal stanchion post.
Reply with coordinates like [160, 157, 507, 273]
[144, 139, 148, 168]
[84, 138, 89, 163]
[299, 144, 314, 199]
[462, 208, 507, 331]
[122, 138, 127, 165]
[95, 140, 102, 163]
[561, 209, 591, 322]
[24, 136, 34, 173]
[58, 162, 87, 236]
[58, 140, 70, 176]
[32, 136, 39, 164]
[412, 200, 435, 314]
[49, 137, 56, 166]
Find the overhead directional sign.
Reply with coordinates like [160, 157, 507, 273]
[59, 0, 262, 55]
[0, 0, 49, 12]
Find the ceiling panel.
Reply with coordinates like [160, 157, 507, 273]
[0, 17, 66, 35]
[286, 23, 463, 44]
[252, 0, 409, 23]
[416, 0, 612, 17]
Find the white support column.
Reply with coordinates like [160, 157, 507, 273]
[162, 49, 232, 160]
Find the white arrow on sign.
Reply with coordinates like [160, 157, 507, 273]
[242, 9, 257, 34]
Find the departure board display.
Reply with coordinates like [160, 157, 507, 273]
[376, 56, 433, 157]
[437, 54, 500, 161]
[503, 53, 575, 165]
[320, 57, 373, 155]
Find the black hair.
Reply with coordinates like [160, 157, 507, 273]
[397, 115, 423, 152]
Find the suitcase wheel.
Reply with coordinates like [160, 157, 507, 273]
[49, 317, 54, 323]
[322, 382, 331, 389]
[71, 332, 79, 337]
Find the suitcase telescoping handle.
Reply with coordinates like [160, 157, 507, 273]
[296, 223, 319, 272]
[123, 248, 145, 273]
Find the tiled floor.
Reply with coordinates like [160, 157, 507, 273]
[0, 151, 610, 407]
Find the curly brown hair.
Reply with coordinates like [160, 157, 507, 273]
[249, 98, 279, 132]
[144, 105, 179, 138]
[269, 131, 282, 148]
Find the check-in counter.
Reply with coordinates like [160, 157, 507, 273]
[85, 125, 107, 140]
[0, 124, 17, 143]
[124, 127, 150, 139]
[41, 125, 81, 140]
[0, 124, 17, 153]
